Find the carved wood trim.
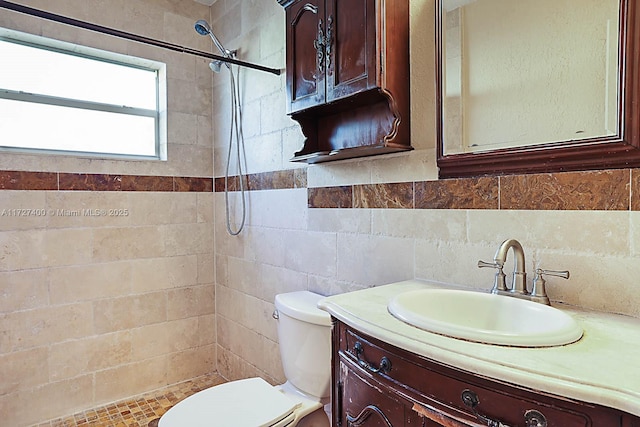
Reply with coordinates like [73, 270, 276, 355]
[380, 88, 402, 144]
[346, 404, 393, 427]
[290, 3, 318, 26]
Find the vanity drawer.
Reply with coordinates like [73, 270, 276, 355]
[337, 322, 623, 427]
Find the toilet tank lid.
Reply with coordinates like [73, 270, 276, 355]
[275, 291, 331, 326]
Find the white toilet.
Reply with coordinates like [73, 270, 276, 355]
[158, 291, 332, 427]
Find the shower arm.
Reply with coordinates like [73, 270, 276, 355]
[0, 0, 281, 76]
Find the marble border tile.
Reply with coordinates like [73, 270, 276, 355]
[307, 169, 635, 212]
[4, 167, 638, 212]
[501, 169, 630, 211]
[0, 171, 213, 192]
[59, 173, 123, 191]
[353, 183, 414, 209]
[308, 186, 352, 208]
[0, 171, 58, 190]
[416, 177, 498, 209]
[122, 175, 174, 192]
[214, 169, 306, 193]
[174, 177, 213, 192]
[631, 169, 640, 211]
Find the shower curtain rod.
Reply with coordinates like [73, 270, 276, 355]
[0, 0, 281, 75]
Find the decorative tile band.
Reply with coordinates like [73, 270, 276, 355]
[0, 171, 213, 192]
[309, 169, 639, 211]
[214, 169, 307, 192]
[4, 167, 638, 212]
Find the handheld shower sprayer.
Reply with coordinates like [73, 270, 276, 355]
[194, 20, 236, 59]
[194, 19, 246, 235]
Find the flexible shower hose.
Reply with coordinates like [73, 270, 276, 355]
[223, 63, 246, 236]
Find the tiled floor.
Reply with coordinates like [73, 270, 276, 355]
[32, 374, 226, 427]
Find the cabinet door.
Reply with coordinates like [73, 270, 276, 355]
[325, 0, 377, 102]
[285, 0, 327, 113]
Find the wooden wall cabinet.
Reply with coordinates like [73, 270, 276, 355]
[333, 320, 640, 427]
[278, 0, 412, 163]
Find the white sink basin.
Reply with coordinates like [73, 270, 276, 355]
[388, 289, 583, 347]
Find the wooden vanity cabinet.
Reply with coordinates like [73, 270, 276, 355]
[332, 320, 640, 427]
[278, 0, 412, 163]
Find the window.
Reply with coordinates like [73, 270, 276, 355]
[0, 28, 167, 160]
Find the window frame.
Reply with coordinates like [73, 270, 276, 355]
[0, 28, 167, 161]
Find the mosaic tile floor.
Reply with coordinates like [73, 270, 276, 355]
[33, 374, 226, 427]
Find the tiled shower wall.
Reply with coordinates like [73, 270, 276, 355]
[213, 0, 640, 389]
[0, 1, 216, 426]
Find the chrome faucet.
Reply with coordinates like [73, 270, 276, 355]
[478, 239, 568, 305]
[495, 239, 527, 293]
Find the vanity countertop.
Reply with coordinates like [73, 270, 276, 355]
[318, 280, 640, 417]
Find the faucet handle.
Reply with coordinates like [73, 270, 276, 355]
[478, 260, 502, 269]
[478, 260, 508, 292]
[531, 268, 570, 305]
[535, 268, 570, 280]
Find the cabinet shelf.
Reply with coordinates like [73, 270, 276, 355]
[290, 88, 413, 163]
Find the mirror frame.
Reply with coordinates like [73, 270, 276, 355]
[436, 0, 640, 178]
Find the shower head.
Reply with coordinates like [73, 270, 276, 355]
[209, 60, 223, 73]
[194, 20, 211, 36]
[194, 19, 235, 59]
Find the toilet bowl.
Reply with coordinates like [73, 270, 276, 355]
[158, 291, 332, 427]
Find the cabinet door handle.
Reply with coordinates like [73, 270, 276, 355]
[462, 389, 548, 427]
[461, 389, 511, 427]
[353, 342, 392, 374]
[325, 15, 333, 70]
[313, 19, 325, 72]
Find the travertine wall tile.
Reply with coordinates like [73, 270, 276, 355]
[166, 344, 216, 384]
[255, 264, 308, 303]
[48, 331, 132, 381]
[92, 226, 165, 262]
[0, 374, 94, 427]
[307, 208, 372, 234]
[198, 313, 217, 346]
[197, 252, 216, 284]
[167, 284, 215, 320]
[130, 255, 198, 294]
[227, 257, 261, 296]
[0, 347, 49, 395]
[93, 292, 167, 334]
[1, 303, 93, 352]
[49, 262, 132, 304]
[336, 233, 414, 286]
[467, 210, 630, 256]
[0, 191, 48, 231]
[284, 230, 337, 277]
[1, 2, 217, 424]
[94, 357, 167, 404]
[0, 269, 48, 312]
[243, 226, 286, 266]
[371, 209, 467, 241]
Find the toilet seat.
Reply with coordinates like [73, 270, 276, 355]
[158, 377, 301, 427]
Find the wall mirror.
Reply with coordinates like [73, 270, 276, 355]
[436, 0, 640, 178]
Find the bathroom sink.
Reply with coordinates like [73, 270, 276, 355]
[388, 289, 583, 347]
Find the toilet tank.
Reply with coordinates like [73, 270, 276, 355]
[275, 291, 332, 400]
